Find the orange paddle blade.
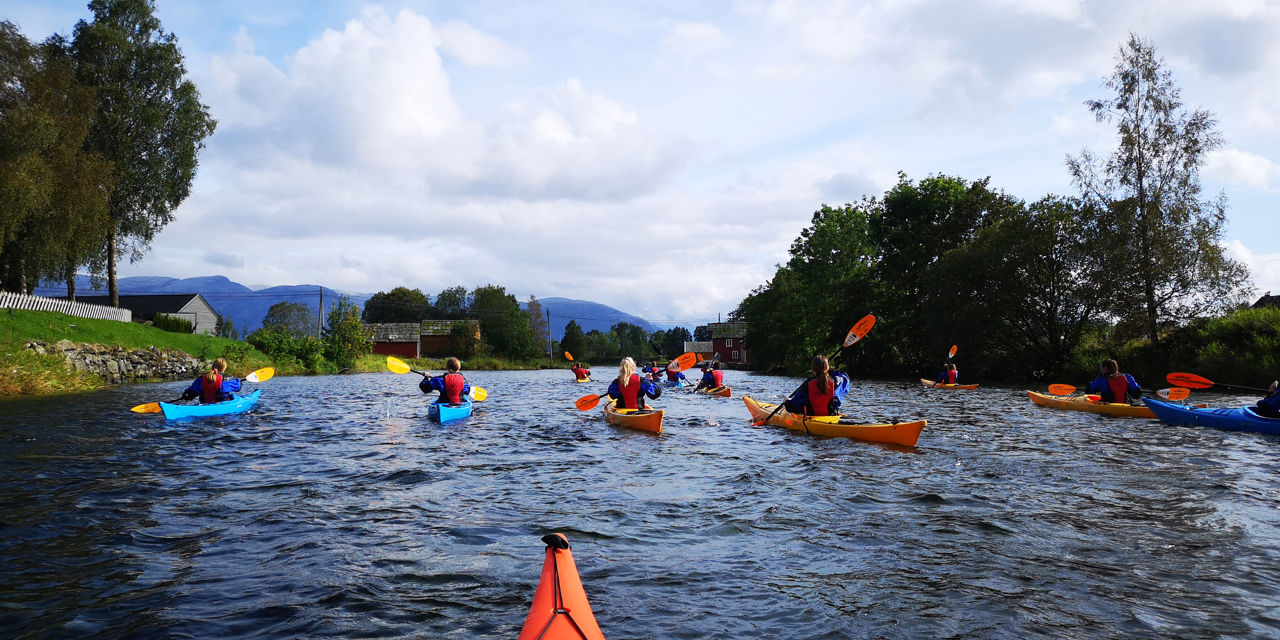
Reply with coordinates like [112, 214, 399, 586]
[575, 394, 604, 411]
[843, 314, 877, 347]
[564, 351, 573, 361]
[1167, 372, 1212, 389]
[519, 534, 605, 640]
[1047, 384, 1076, 395]
[948, 344, 958, 358]
[1159, 387, 1191, 401]
[130, 402, 162, 414]
[668, 352, 698, 372]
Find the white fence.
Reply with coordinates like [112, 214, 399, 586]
[0, 291, 132, 322]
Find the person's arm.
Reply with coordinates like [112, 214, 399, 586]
[606, 380, 620, 399]
[419, 376, 440, 395]
[180, 378, 202, 401]
[644, 379, 662, 399]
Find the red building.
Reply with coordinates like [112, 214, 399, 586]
[708, 322, 749, 366]
[368, 323, 420, 359]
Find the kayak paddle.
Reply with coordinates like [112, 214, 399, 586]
[388, 356, 488, 400]
[575, 392, 608, 411]
[754, 314, 876, 429]
[948, 344, 958, 359]
[1048, 383, 1188, 401]
[130, 366, 275, 414]
[666, 352, 698, 372]
[564, 351, 573, 361]
[1167, 372, 1271, 393]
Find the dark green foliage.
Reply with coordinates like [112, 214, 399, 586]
[323, 298, 371, 371]
[434, 286, 471, 319]
[362, 287, 432, 323]
[660, 326, 692, 358]
[471, 285, 536, 360]
[560, 319, 586, 360]
[152, 313, 192, 333]
[450, 320, 480, 359]
[262, 301, 317, 338]
[526, 296, 548, 355]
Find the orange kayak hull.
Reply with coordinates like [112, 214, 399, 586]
[919, 378, 978, 390]
[742, 396, 925, 447]
[519, 534, 606, 640]
[603, 402, 663, 433]
[1026, 390, 1157, 418]
[697, 386, 732, 397]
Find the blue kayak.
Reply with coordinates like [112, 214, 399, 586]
[428, 397, 473, 423]
[662, 379, 688, 388]
[160, 390, 262, 420]
[1142, 397, 1280, 435]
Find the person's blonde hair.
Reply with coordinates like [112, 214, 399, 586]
[618, 357, 636, 385]
[205, 357, 227, 385]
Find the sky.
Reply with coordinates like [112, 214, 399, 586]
[6, 0, 1280, 327]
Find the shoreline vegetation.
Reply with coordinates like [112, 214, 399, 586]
[0, 309, 572, 398]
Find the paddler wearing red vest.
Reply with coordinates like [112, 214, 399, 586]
[934, 363, 959, 387]
[695, 361, 725, 391]
[784, 355, 851, 416]
[571, 363, 591, 380]
[419, 357, 472, 404]
[607, 356, 662, 409]
[1085, 358, 1141, 404]
[180, 357, 242, 403]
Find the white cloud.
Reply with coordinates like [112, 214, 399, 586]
[1224, 241, 1280, 297]
[1205, 148, 1280, 192]
[437, 20, 528, 68]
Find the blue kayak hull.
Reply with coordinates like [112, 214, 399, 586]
[160, 390, 261, 420]
[1143, 397, 1280, 435]
[428, 398, 473, 423]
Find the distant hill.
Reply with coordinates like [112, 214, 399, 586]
[529, 297, 657, 338]
[36, 276, 369, 337]
[33, 278, 663, 339]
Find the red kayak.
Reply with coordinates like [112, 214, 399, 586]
[519, 534, 606, 640]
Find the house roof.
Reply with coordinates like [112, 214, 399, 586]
[1254, 293, 1280, 308]
[61, 294, 210, 317]
[366, 323, 421, 342]
[708, 321, 747, 338]
[421, 319, 479, 336]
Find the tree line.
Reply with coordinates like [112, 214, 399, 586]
[734, 35, 1256, 383]
[0, 1, 215, 304]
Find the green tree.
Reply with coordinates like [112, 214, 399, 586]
[526, 295, 548, 356]
[449, 320, 480, 359]
[471, 284, 536, 359]
[434, 285, 471, 319]
[71, 0, 216, 307]
[0, 26, 114, 293]
[560, 319, 586, 360]
[362, 286, 432, 323]
[1067, 33, 1251, 342]
[323, 298, 371, 371]
[693, 325, 711, 341]
[214, 312, 236, 339]
[661, 326, 692, 358]
[612, 322, 651, 361]
[584, 329, 617, 363]
[262, 301, 318, 338]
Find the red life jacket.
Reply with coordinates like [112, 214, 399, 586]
[806, 376, 836, 416]
[1107, 375, 1129, 404]
[201, 372, 223, 404]
[442, 373, 466, 404]
[666, 368, 680, 381]
[573, 366, 588, 380]
[946, 369, 958, 384]
[711, 370, 724, 387]
[617, 374, 642, 408]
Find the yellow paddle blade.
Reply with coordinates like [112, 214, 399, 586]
[386, 356, 412, 374]
[131, 402, 162, 414]
[471, 386, 488, 401]
[844, 314, 877, 347]
[564, 351, 573, 361]
[245, 367, 274, 383]
[1047, 384, 1076, 395]
[1159, 387, 1190, 401]
[575, 394, 604, 411]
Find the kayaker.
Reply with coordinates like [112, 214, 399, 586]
[664, 367, 688, 385]
[934, 363, 959, 387]
[180, 357, 242, 403]
[608, 357, 662, 409]
[696, 362, 725, 391]
[785, 355, 851, 416]
[1256, 380, 1280, 418]
[1086, 359, 1141, 404]
[647, 361, 662, 381]
[571, 363, 591, 380]
[419, 357, 471, 404]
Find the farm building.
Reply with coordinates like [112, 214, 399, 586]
[63, 294, 218, 334]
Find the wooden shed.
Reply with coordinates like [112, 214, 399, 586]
[65, 294, 218, 335]
[420, 319, 481, 357]
[367, 323, 421, 359]
[708, 322, 750, 366]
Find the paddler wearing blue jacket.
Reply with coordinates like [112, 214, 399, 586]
[695, 362, 725, 390]
[1256, 380, 1280, 418]
[934, 363, 959, 386]
[608, 357, 662, 409]
[180, 357, 242, 403]
[1086, 359, 1141, 404]
[785, 355, 850, 416]
[419, 357, 471, 404]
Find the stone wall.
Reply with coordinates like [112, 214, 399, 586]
[25, 340, 209, 385]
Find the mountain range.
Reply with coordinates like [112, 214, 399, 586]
[34, 276, 661, 338]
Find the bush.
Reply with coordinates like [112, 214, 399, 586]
[153, 314, 194, 334]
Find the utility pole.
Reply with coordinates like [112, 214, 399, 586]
[318, 287, 323, 337]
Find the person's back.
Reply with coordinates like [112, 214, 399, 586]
[1087, 359, 1140, 404]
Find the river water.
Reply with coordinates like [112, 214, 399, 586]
[2, 370, 1279, 639]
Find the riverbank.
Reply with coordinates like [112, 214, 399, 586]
[0, 309, 574, 397]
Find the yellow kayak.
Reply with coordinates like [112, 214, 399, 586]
[919, 378, 978, 390]
[1026, 390, 1159, 418]
[603, 401, 663, 433]
[742, 396, 925, 447]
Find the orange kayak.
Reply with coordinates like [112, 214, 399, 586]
[742, 396, 925, 447]
[697, 386, 732, 397]
[919, 378, 978, 390]
[1026, 390, 1169, 418]
[603, 401, 663, 433]
[519, 533, 606, 640]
